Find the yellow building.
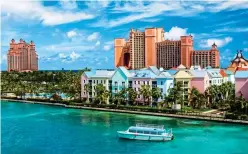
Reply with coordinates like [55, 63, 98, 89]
[174, 70, 193, 105]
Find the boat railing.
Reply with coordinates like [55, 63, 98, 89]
[136, 123, 164, 129]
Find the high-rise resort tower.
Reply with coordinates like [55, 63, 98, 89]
[191, 43, 220, 68]
[114, 28, 164, 69]
[114, 28, 220, 69]
[7, 39, 38, 72]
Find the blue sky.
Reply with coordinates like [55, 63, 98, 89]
[1, 0, 248, 70]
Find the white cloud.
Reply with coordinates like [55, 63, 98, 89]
[67, 30, 77, 38]
[214, 27, 248, 32]
[95, 41, 101, 46]
[87, 32, 100, 41]
[70, 51, 80, 60]
[199, 37, 233, 48]
[59, 0, 78, 10]
[140, 18, 161, 22]
[91, 1, 248, 28]
[0, 55, 7, 65]
[2, 1, 95, 26]
[103, 45, 111, 51]
[164, 26, 189, 40]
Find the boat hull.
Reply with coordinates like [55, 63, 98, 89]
[117, 131, 173, 141]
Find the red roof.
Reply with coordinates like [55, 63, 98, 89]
[220, 69, 228, 77]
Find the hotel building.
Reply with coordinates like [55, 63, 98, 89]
[114, 28, 164, 69]
[192, 43, 220, 68]
[7, 39, 38, 72]
[115, 28, 219, 69]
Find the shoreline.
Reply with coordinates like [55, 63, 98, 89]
[2, 98, 248, 125]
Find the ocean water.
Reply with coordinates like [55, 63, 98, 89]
[1, 101, 248, 154]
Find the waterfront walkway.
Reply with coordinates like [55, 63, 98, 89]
[2, 99, 248, 125]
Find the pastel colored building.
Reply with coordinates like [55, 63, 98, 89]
[207, 70, 223, 86]
[224, 70, 235, 84]
[7, 39, 38, 72]
[235, 71, 248, 100]
[174, 70, 193, 103]
[156, 72, 174, 98]
[190, 70, 210, 93]
[111, 67, 132, 94]
[220, 69, 228, 83]
[81, 70, 115, 103]
[132, 70, 156, 102]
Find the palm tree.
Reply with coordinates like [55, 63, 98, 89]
[152, 87, 162, 106]
[189, 87, 206, 109]
[139, 85, 152, 106]
[95, 84, 109, 104]
[127, 88, 137, 105]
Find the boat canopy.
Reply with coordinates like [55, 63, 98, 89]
[128, 126, 165, 135]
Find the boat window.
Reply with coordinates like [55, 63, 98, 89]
[137, 130, 143, 133]
[129, 129, 136, 133]
[144, 131, 150, 134]
[150, 131, 157, 135]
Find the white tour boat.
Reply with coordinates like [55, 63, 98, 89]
[117, 123, 174, 141]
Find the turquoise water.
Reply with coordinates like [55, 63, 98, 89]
[1, 101, 248, 154]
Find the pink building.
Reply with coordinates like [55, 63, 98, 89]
[235, 71, 248, 100]
[190, 70, 210, 93]
[7, 39, 38, 72]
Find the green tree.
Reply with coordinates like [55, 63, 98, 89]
[152, 87, 162, 105]
[127, 88, 137, 105]
[139, 85, 152, 106]
[95, 84, 109, 104]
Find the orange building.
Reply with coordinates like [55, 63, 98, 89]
[114, 28, 164, 69]
[156, 40, 181, 69]
[7, 39, 38, 72]
[192, 43, 220, 68]
[115, 28, 220, 69]
[228, 50, 248, 72]
[180, 36, 193, 68]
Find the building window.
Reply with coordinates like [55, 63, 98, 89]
[161, 81, 163, 85]
[93, 80, 95, 84]
[115, 81, 118, 86]
[138, 81, 140, 84]
[97, 80, 98, 84]
[122, 82, 125, 87]
[104, 80, 106, 84]
[115, 88, 117, 93]
[134, 81, 136, 84]
[147, 81, 149, 85]
[143, 81, 145, 85]
[161, 88, 163, 93]
[84, 80, 85, 83]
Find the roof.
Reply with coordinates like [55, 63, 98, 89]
[190, 65, 202, 70]
[224, 70, 234, 75]
[177, 64, 186, 69]
[119, 66, 132, 77]
[156, 72, 172, 78]
[133, 70, 157, 78]
[166, 70, 178, 75]
[207, 70, 222, 78]
[148, 66, 160, 75]
[91, 70, 115, 78]
[205, 66, 213, 69]
[236, 67, 248, 72]
[235, 71, 248, 78]
[220, 70, 228, 77]
[84, 70, 96, 78]
[189, 70, 207, 78]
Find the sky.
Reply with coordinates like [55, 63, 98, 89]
[1, 0, 248, 70]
